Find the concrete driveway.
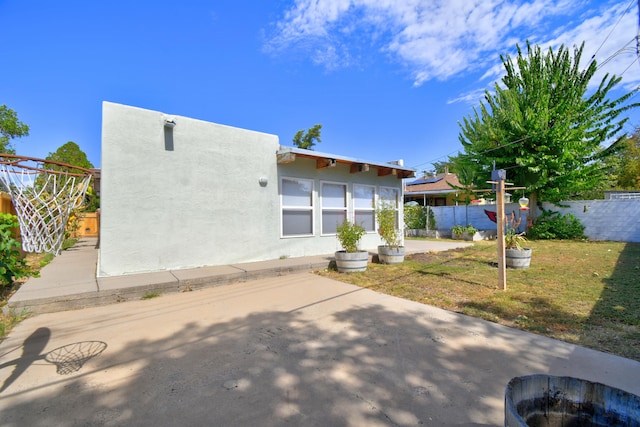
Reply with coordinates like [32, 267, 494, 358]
[1, 273, 638, 426]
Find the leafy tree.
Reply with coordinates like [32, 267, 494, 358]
[0, 105, 29, 154]
[458, 41, 639, 208]
[39, 141, 98, 211]
[292, 124, 322, 150]
[45, 141, 94, 171]
[431, 160, 454, 174]
[616, 129, 640, 189]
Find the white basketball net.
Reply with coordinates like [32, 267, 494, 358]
[0, 155, 93, 255]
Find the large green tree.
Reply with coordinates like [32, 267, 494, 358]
[0, 105, 29, 154]
[292, 124, 322, 150]
[458, 42, 639, 207]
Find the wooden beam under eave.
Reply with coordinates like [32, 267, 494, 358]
[350, 163, 369, 174]
[277, 151, 296, 164]
[316, 158, 336, 169]
[378, 168, 396, 177]
[397, 170, 414, 179]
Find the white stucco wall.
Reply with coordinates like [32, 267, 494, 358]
[99, 102, 406, 276]
[99, 102, 283, 276]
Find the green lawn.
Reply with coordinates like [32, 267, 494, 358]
[319, 239, 640, 361]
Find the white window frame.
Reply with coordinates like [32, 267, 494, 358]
[320, 180, 348, 236]
[353, 184, 376, 233]
[280, 177, 314, 238]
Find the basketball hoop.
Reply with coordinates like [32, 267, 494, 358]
[0, 154, 94, 255]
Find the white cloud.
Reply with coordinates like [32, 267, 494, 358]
[267, 0, 640, 93]
[446, 88, 490, 105]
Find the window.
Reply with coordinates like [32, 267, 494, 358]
[321, 182, 347, 234]
[281, 178, 314, 237]
[379, 186, 400, 229]
[353, 184, 375, 232]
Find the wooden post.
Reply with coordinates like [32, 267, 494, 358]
[496, 178, 507, 290]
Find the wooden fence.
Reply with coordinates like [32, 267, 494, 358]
[1, 192, 17, 215]
[72, 212, 100, 238]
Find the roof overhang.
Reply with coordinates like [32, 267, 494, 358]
[276, 146, 415, 180]
[405, 189, 459, 196]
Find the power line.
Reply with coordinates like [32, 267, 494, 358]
[597, 36, 638, 69]
[408, 134, 532, 171]
[589, 0, 636, 64]
[620, 55, 640, 76]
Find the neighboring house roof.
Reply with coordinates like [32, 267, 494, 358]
[404, 173, 462, 195]
[276, 146, 415, 180]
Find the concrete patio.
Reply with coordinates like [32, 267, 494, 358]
[1, 238, 638, 425]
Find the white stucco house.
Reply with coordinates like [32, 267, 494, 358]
[98, 102, 415, 277]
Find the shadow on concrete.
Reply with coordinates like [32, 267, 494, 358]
[585, 242, 640, 360]
[0, 296, 569, 426]
[0, 327, 50, 392]
[0, 328, 107, 392]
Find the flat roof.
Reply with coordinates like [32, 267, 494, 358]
[276, 146, 415, 180]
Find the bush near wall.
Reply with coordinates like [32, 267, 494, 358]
[528, 211, 586, 240]
[0, 213, 31, 287]
[404, 205, 437, 230]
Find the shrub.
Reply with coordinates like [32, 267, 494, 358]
[376, 202, 400, 247]
[404, 205, 437, 230]
[336, 220, 366, 253]
[0, 213, 32, 287]
[452, 224, 477, 235]
[528, 211, 586, 240]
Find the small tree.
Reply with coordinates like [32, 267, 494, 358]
[336, 220, 365, 253]
[376, 201, 401, 248]
[292, 124, 322, 150]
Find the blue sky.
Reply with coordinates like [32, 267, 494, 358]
[2, 0, 639, 173]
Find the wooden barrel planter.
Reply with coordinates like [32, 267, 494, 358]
[505, 374, 640, 426]
[505, 248, 532, 269]
[377, 246, 405, 264]
[335, 251, 368, 273]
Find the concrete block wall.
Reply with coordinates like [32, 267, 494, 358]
[539, 200, 640, 243]
[428, 199, 640, 243]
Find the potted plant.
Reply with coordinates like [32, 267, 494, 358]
[451, 224, 466, 239]
[335, 219, 368, 273]
[462, 224, 477, 240]
[504, 212, 532, 268]
[376, 201, 405, 264]
[451, 224, 477, 240]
